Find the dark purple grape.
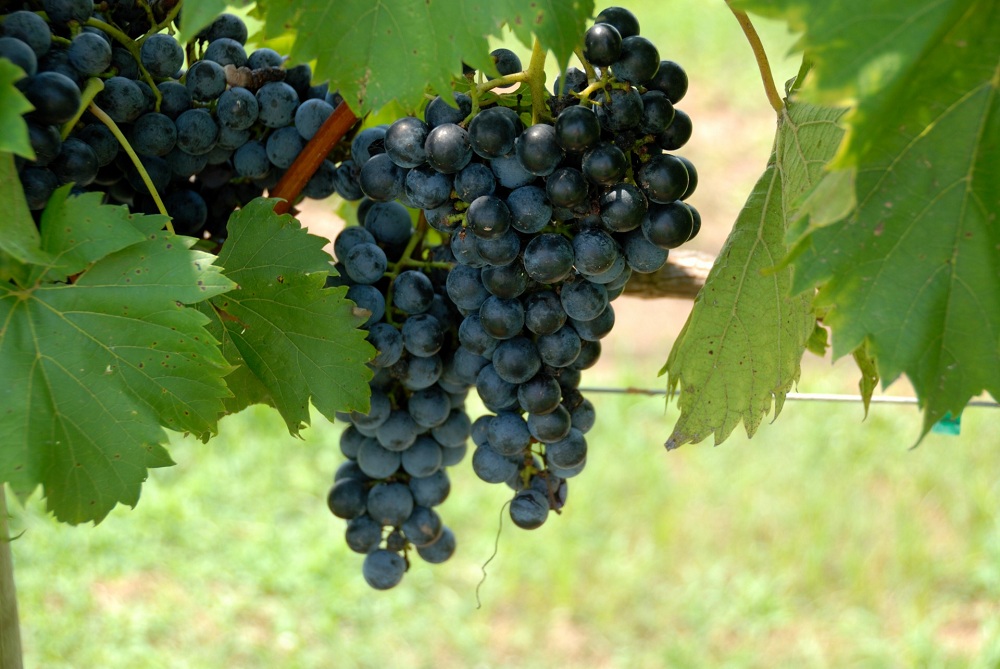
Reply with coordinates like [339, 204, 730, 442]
[594, 6, 640, 39]
[636, 153, 689, 204]
[648, 60, 689, 103]
[611, 35, 659, 84]
[583, 23, 622, 67]
[554, 105, 601, 153]
[656, 108, 692, 150]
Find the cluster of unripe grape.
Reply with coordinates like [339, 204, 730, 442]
[327, 5, 699, 589]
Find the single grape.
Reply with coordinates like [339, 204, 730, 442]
[656, 108, 693, 150]
[599, 182, 647, 232]
[647, 60, 689, 103]
[642, 201, 694, 249]
[367, 483, 413, 527]
[416, 526, 456, 563]
[362, 550, 406, 590]
[345, 515, 383, 554]
[139, 33, 183, 78]
[490, 48, 522, 75]
[582, 141, 627, 186]
[545, 167, 589, 209]
[25, 71, 81, 124]
[174, 108, 219, 156]
[256, 81, 299, 128]
[523, 233, 575, 284]
[454, 162, 496, 203]
[423, 93, 471, 128]
[402, 436, 443, 477]
[384, 116, 429, 167]
[536, 325, 582, 368]
[392, 270, 435, 315]
[466, 195, 512, 240]
[507, 185, 552, 234]
[402, 506, 444, 547]
[327, 478, 369, 519]
[65, 32, 110, 77]
[266, 126, 305, 169]
[555, 105, 601, 153]
[425, 123, 472, 174]
[583, 22, 622, 67]
[204, 37, 247, 67]
[19, 167, 58, 210]
[130, 112, 177, 157]
[469, 106, 516, 159]
[610, 35, 660, 84]
[233, 140, 270, 179]
[509, 489, 549, 529]
[359, 152, 405, 201]
[594, 6, 640, 38]
[515, 123, 563, 176]
[205, 13, 249, 45]
[185, 59, 227, 102]
[49, 137, 98, 186]
[217, 87, 259, 130]
[637, 153, 689, 204]
[157, 81, 192, 118]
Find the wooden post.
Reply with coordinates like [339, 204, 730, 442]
[0, 488, 22, 669]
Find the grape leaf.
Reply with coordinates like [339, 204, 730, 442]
[0, 191, 234, 524]
[663, 96, 845, 449]
[175, 0, 251, 43]
[0, 154, 52, 279]
[205, 198, 374, 434]
[0, 59, 33, 159]
[253, 0, 593, 114]
[736, 0, 1000, 436]
[852, 339, 880, 418]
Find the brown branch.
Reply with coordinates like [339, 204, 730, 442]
[271, 101, 359, 215]
[623, 249, 713, 300]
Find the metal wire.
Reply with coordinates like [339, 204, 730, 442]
[577, 387, 1000, 408]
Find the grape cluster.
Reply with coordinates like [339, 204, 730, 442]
[7, 2, 354, 238]
[328, 6, 699, 588]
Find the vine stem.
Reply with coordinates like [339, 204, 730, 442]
[524, 39, 548, 125]
[271, 102, 359, 215]
[0, 487, 23, 669]
[726, 2, 783, 115]
[88, 101, 172, 229]
[61, 77, 105, 140]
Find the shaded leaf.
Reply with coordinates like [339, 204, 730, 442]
[206, 199, 374, 434]
[0, 153, 52, 279]
[0, 59, 33, 158]
[0, 194, 234, 524]
[253, 0, 592, 114]
[767, 0, 1000, 437]
[663, 94, 845, 449]
[852, 339, 880, 418]
[176, 1, 251, 44]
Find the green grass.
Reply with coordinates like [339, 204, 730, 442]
[10, 368, 1000, 668]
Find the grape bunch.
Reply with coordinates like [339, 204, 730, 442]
[327, 6, 699, 588]
[7, 2, 355, 239]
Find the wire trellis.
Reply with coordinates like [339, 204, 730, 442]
[578, 387, 1000, 409]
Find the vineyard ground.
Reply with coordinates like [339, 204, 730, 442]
[10, 362, 999, 667]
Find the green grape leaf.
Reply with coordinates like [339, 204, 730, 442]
[253, 0, 593, 114]
[175, 1, 251, 44]
[205, 199, 374, 434]
[739, 0, 1000, 437]
[0, 59, 33, 159]
[852, 339, 880, 418]
[0, 193, 234, 524]
[0, 154, 52, 278]
[663, 95, 846, 449]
